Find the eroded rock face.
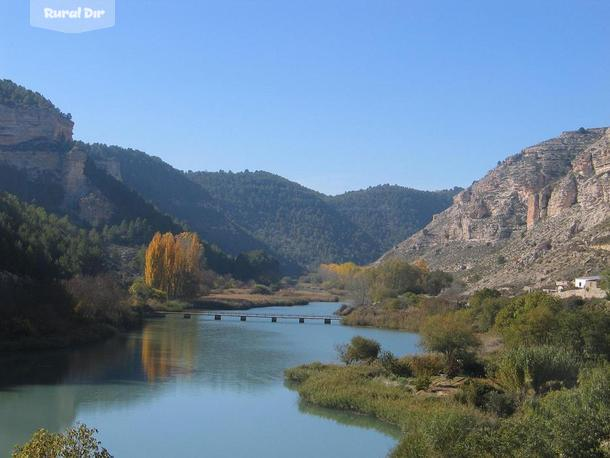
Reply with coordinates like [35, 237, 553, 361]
[380, 127, 610, 290]
[548, 174, 577, 217]
[0, 102, 116, 226]
[0, 104, 73, 147]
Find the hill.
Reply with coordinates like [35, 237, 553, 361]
[0, 79, 458, 273]
[189, 171, 459, 269]
[327, 185, 460, 252]
[380, 127, 610, 290]
[188, 170, 380, 269]
[82, 143, 274, 257]
[0, 80, 182, 243]
[0, 192, 109, 346]
[0, 80, 279, 265]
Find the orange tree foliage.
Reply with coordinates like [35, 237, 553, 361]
[144, 232, 203, 298]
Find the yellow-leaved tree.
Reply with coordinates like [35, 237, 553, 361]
[144, 232, 203, 298]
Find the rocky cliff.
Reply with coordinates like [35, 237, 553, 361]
[0, 82, 178, 231]
[0, 103, 73, 147]
[381, 128, 610, 290]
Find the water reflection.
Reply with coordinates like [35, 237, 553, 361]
[0, 303, 419, 457]
[140, 318, 198, 382]
[297, 399, 402, 440]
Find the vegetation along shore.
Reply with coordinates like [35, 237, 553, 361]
[286, 279, 610, 457]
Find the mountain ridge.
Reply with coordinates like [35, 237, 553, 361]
[0, 78, 460, 273]
[189, 170, 460, 268]
[380, 127, 610, 290]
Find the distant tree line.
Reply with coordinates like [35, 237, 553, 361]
[0, 79, 71, 119]
[319, 259, 453, 306]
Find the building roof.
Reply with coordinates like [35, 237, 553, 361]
[575, 276, 601, 281]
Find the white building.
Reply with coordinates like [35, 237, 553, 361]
[574, 276, 601, 289]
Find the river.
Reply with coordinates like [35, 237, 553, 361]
[0, 302, 420, 457]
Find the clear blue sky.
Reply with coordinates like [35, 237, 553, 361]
[1, 1, 609, 195]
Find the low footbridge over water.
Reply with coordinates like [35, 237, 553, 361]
[164, 310, 341, 324]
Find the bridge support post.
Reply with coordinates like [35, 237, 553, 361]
[324, 318, 331, 324]
[214, 315, 221, 321]
[240, 316, 247, 321]
[271, 317, 277, 323]
[299, 318, 305, 324]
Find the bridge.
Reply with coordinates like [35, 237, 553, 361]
[164, 310, 341, 324]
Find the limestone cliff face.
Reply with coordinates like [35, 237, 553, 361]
[381, 128, 610, 290]
[0, 101, 140, 227]
[0, 104, 73, 147]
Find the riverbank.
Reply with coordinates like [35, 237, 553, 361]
[0, 320, 136, 353]
[284, 362, 490, 458]
[285, 360, 610, 457]
[163, 288, 339, 311]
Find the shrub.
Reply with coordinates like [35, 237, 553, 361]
[455, 379, 516, 417]
[405, 353, 446, 377]
[420, 313, 481, 375]
[337, 336, 381, 365]
[13, 423, 111, 458]
[422, 270, 453, 295]
[554, 308, 610, 360]
[381, 297, 403, 310]
[492, 364, 610, 457]
[129, 277, 167, 306]
[494, 345, 580, 396]
[494, 291, 562, 346]
[469, 288, 501, 308]
[251, 284, 272, 295]
[468, 288, 508, 332]
[284, 362, 327, 383]
[414, 375, 431, 391]
[67, 274, 136, 328]
[379, 351, 412, 377]
[484, 390, 516, 417]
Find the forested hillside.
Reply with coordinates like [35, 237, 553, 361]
[328, 185, 460, 251]
[189, 170, 381, 268]
[0, 193, 110, 345]
[0, 78, 67, 117]
[0, 79, 458, 274]
[83, 143, 275, 257]
[190, 171, 458, 268]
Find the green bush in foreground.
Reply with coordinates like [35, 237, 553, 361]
[337, 336, 381, 364]
[455, 379, 515, 417]
[13, 423, 111, 458]
[477, 364, 610, 457]
[420, 313, 481, 376]
[494, 345, 580, 396]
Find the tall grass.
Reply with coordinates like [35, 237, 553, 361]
[285, 363, 491, 457]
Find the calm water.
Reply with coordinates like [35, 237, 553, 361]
[0, 302, 420, 457]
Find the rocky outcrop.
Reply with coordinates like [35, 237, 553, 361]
[547, 174, 577, 217]
[380, 128, 610, 290]
[0, 96, 173, 229]
[0, 99, 108, 225]
[0, 104, 73, 147]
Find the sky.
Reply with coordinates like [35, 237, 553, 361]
[1, 0, 610, 195]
